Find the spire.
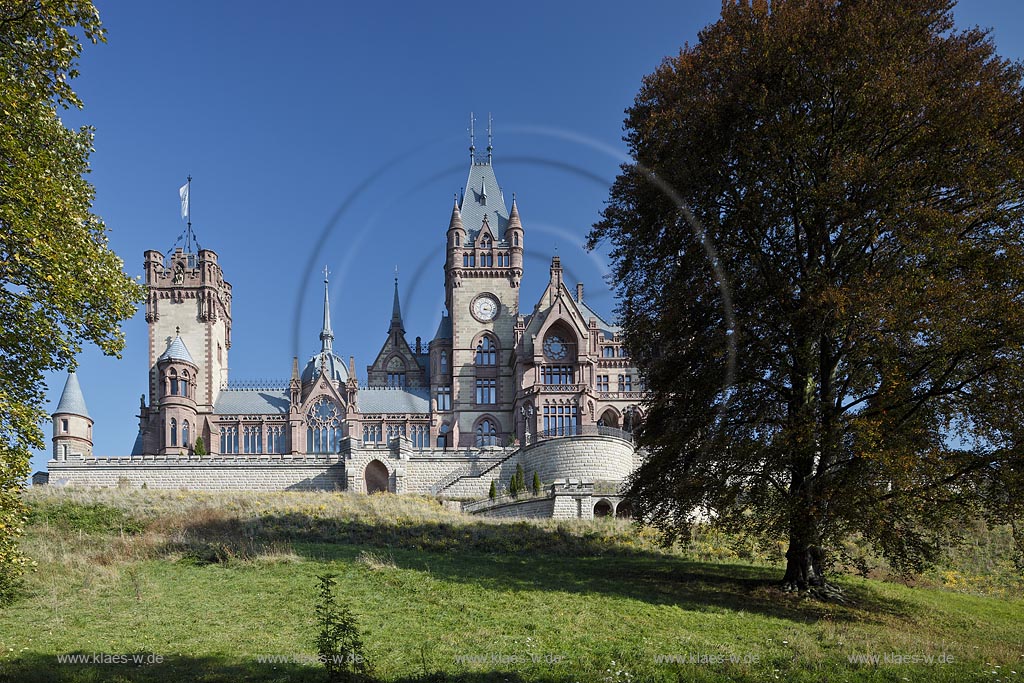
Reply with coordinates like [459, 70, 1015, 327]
[469, 112, 476, 163]
[487, 112, 493, 163]
[508, 195, 521, 231]
[55, 371, 90, 418]
[448, 198, 464, 231]
[320, 266, 334, 353]
[391, 267, 405, 333]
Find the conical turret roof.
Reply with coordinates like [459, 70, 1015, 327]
[54, 371, 90, 418]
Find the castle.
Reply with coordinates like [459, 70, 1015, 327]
[46, 143, 644, 518]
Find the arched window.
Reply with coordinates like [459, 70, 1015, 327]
[436, 423, 450, 449]
[170, 418, 178, 447]
[182, 420, 190, 448]
[475, 418, 497, 447]
[475, 336, 496, 366]
[306, 397, 343, 453]
[169, 369, 178, 397]
[514, 233, 520, 247]
[455, 233, 460, 246]
[440, 350, 448, 375]
[481, 235, 491, 249]
[181, 370, 190, 397]
[603, 346, 615, 358]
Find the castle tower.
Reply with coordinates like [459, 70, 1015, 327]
[52, 372, 93, 460]
[155, 332, 200, 454]
[144, 247, 232, 414]
[443, 144, 521, 447]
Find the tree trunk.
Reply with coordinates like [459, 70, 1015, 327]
[781, 513, 847, 601]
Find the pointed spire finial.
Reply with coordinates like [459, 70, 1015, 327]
[175, 325, 180, 336]
[469, 112, 476, 163]
[320, 267, 334, 353]
[391, 272, 405, 334]
[487, 112, 493, 163]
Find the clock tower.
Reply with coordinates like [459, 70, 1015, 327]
[442, 137, 524, 447]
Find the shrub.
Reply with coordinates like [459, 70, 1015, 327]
[532, 471, 542, 495]
[315, 574, 370, 682]
[489, 480, 497, 500]
[193, 437, 207, 456]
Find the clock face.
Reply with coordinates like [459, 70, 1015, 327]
[472, 294, 499, 322]
[543, 335, 569, 360]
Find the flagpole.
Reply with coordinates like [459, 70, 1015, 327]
[186, 175, 192, 252]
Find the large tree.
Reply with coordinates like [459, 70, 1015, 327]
[590, 0, 1024, 594]
[0, 1, 144, 603]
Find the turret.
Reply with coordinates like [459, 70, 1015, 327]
[52, 372, 93, 460]
[156, 330, 199, 454]
[506, 196, 523, 285]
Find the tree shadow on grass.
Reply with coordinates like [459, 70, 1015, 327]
[0, 652, 574, 683]
[163, 511, 914, 626]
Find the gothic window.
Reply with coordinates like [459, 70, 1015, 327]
[475, 378, 496, 404]
[169, 369, 179, 396]
[436, 386, 451, 411]
[220, 425, 239, 454]
[387, 372, 406, 387]
[455, 233, 460, 246]
[475, 336, 496, 366]
[182, 420, 190, 449]
[603, 346, 615, 358]
[410, 424, 429, 449]
[480, 235, 491, 249]
[543, 404, 578, 437]
[386, 424, 406, 442]
[597, 375, 609, 392]
[481, 252, 493, 267]
[243, 425, 263, 454]
[306, 397, 343, 453]
[266, 425, 285, 453]
[362, 423, 383, 444]
[542, 366, 574, 385]
[514, 233, 520, 247]
[475, 418, 497, 447]
[440, 350, 448, 375]
[181, 370, 190, 397]
[436, 423, 450, 449]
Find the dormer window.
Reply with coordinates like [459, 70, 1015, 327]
[481, 235, 491, 249]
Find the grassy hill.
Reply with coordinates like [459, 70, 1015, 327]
[0, 488, 1021, 682]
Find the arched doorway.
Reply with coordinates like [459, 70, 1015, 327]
[615, 501, 632, 519]
[598, 409, 620, 429]
[364, 460, 390, 494]
[594, 499, 613, 517]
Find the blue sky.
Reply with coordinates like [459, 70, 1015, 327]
[32, 0, 1024, 474]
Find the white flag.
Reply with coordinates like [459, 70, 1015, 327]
[179, 181, 190, 220]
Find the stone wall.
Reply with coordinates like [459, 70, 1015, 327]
[519, 435, 635, 485]
[45, 434, 639, 502]
[47, 454, 345, 491]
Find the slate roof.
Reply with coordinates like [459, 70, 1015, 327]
[460, 161, 508, 243]
[54, 371, 90, 418]
[577, 299, 621, 338]
[433, 313, 452, 340]
[130, 430, 144, 456]
[214, 389, 290, 415]
[158, 336, 196, 364]
[357, 387, 430, 414]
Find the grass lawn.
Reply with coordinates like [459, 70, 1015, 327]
[0, 488, 1021, 682]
